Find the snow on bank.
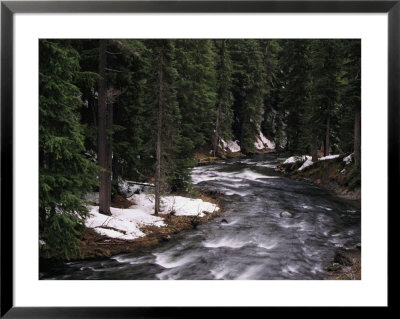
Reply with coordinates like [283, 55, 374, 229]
[85, 193, 219, 240]
[298, 156, 313, 171]
[85, 205, 164, 240]
[220, 139, 241, 153]
[343, 153, 353, 165]
[318, 155, 340, 161]
[259, 132, 276, 149]
[128, 194, 219, 218]
[254, 132, 276, 150]
[283, 155, 309, 164]
[283, 154, 341, 171]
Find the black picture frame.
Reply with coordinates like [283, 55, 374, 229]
[1, 0, 395, 317]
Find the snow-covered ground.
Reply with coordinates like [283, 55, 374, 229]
[318, 154, 340, 161]
[85, 193, 219, 240]
[283, 155, 310, 165]
[343, 153, 353, 165]
[298, 156, 313, 171]
[220, 139, 241, 153]
[254, 132, 276, 150]
[282, 154, 342, 171]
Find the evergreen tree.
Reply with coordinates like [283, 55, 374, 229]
[213, 39, 234, 156]
[38, 38, 361, 261]
[278, 39, 311, 154]
[175, 40, 217, 154]
[307, 40, 343, 156]
[97, 39, 113, 216]
[340, 40, 361, 166]
[260, 40, 283, 142]
[39, 40, 98, 260]
[229, 40, 266, 153]
[144, 40, 181, 213]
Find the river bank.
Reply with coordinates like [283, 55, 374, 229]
[79, 188, 224, 260]
[276, 154, 361, 203]
[325, 247, 361, 280]
[40, 154, 361, 280]
[39, 188, 224, 272]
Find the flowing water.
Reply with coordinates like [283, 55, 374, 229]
[40, 154, 361, 280]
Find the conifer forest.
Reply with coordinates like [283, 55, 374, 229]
[39, 39, 361, 280]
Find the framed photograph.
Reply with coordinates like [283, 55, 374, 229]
[1, 0, 395, 316]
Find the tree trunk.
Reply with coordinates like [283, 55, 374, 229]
[312, 139, 319, 162]
[213, 101, 221, 157]
[354, 104, 361, 167]
[213, 40, 226, 158]
[106, 99, 113, 204]
[324, 111, 330, 156]
[154, 50, 164, 215]
[98, 39, 111, 216]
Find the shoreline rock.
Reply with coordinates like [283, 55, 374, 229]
[280, 211, 293, 218]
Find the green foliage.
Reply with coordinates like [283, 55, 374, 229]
[175, 40, 217, 152]
[214, 39, 234, 142]
[344, 166, 361, 190]
[39, 39, 361, 260]
[229, 40, 266, 153]
[337, 40, 361, 153]
[39, 40, 98, 260]
[278, 40, 311, 154]
[260, 40, 283, 142]
[39, 213, 83, 260]
[271, 39, 360, 157]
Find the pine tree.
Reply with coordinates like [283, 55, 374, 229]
[229, 40, 266, 153]
[175, 40, 217, 154]
[145, 40, 181, 214]
[39, 40, 98, 260]
[340, 40, 361, 166]
[213, 39, 234, 156]
[308, 40, 342, 156]
[260, 40, 283, 142]
[97, 39, 113, 216]
[278, 40, 311, 154]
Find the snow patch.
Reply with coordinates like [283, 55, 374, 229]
[220, 139, 241, 153]
[259, 131, 276, 149]
[318, 154, 340, 161]
[298, 156, 313, 171]
[254, 132, 276, 150]
[343, 153, 353, 165]
[85, 205, 165, 240]
[283, 154, 341, 171]
[283, 155, 309, 164]
[86, 193, 219, 240]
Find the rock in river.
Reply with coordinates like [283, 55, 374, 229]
[280, 211, 293, 218]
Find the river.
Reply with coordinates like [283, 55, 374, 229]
[40, 153, 361, 280]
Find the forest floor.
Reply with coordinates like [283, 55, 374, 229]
[73, 188, 225, 261]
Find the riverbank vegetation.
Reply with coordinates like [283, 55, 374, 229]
[39, 39, 360, 263]
[277, 153, 361, 201]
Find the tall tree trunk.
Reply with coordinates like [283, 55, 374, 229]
[312, 139, 319, 162]
[106, 100, 113, 204]
[213, 40, 226, 158]
[354, 104, 361, 167]
[154, 51, 164, 215]
[213, 102, 221, 157]
[324, 111, 330, 156]
[98, 39, 111, 216]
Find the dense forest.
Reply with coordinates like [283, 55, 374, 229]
[39, 39, 360, 261]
